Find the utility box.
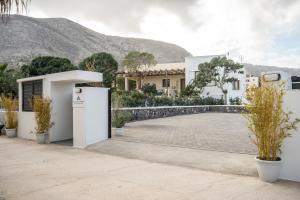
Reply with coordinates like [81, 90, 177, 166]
[73, 87, 109, 148]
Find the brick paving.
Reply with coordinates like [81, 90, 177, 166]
[113, 113, 257, 154]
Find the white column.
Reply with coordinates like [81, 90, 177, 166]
[125, 77, 129, 91]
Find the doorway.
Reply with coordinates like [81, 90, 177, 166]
[180, 78, 185, 92]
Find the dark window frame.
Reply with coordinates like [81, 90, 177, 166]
[22, 80, 43, 112]
[162, 79, 170, 87]
[232, 80, 240, 90]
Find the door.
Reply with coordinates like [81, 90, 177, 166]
[180, 78, 185, 92]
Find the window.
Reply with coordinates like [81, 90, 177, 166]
[162, 79, 170, 87]
[232, 80, 240, 90]
[22, 80, 43, 111]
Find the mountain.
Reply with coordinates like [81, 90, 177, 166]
[244, 63, 300, 77]
[0, 15, 191, 67]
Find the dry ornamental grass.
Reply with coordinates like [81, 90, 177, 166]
[0, 96, 18, 129]
[244, 82, 300, 161]
[33, 96, 53, 134]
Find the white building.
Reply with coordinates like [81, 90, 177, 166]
[246, 75, 259, 88]
[185, 55, 246, 104]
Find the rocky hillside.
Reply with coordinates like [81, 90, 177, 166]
[244, 63, 300, 76]
[0, 15, 191, 67]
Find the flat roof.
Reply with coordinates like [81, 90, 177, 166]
[17, 70, 103, 83]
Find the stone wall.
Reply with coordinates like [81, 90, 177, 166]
[116, 105, 245, 121]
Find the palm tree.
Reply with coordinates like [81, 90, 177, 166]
[0, 0, 30, 20]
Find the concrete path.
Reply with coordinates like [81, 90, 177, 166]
[116, 113, 257, 154]
[1, 137, 300, 200]
[88, 139, 258, 177]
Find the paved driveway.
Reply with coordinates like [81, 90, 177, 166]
[114, 113, 257, 154]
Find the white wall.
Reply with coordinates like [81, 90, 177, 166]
[17, 112, 36, 140]
[280, 90, 300, 182]
[73, 87, 108, 148]
[49, 82, 74, 142]
[261, 71, 292, 90]
[17, 78, 44, 140]
[185, 55, 224, 85]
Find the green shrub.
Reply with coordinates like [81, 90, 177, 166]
[141, 83, 157, 96]
[116, 77, 125, 90]
[180, 84, 199, 97]
[117, 90, 224, 107]
[112, 111, 132, 128]
[153, 96, 173, 106]
[111, 93, 132, 128]
[229, 97, 242, 105]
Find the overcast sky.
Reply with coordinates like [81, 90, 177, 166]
[27, 0, 300, 68]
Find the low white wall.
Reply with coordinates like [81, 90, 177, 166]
[17, 112, 36, 140]
[280, 91, 300, 182]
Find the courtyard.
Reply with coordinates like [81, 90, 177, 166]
[89, 113, 258, 176]
[1, 137, 300, 200]
[113, 113, 257, 154]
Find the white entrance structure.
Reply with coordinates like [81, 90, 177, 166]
[17, 70, 108, 147]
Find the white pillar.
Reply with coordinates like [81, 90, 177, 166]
[125, 77, 129, 91]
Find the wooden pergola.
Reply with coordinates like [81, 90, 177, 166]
[117, 68, 185, 77]
[117, 68, 185, 93]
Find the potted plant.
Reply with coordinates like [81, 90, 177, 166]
[33, 97, 53, 144]
[244, 82, 300, 182]
[111, 93, 131, 136]
[1, 96, 18, 138]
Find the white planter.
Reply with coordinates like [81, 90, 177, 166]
[36, 133, 48, 144]
[6, 128, 17, 138]
[112, 128, 124, 136]
[255, 157, 282, 182]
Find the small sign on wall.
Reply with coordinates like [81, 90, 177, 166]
[73, 88, 85, 108]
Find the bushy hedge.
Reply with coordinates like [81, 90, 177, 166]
[116, 91, 224, 107]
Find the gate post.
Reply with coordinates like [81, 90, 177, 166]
[108, 89, 112, 138]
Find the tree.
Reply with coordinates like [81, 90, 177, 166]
[0, 0, 30, 20]
[79, 52, 118, 88]
[122, 51, 157, 89]
[21, 56, 77, 77]
[0, 63, 23, 97]
[193, 57, 243, 104]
